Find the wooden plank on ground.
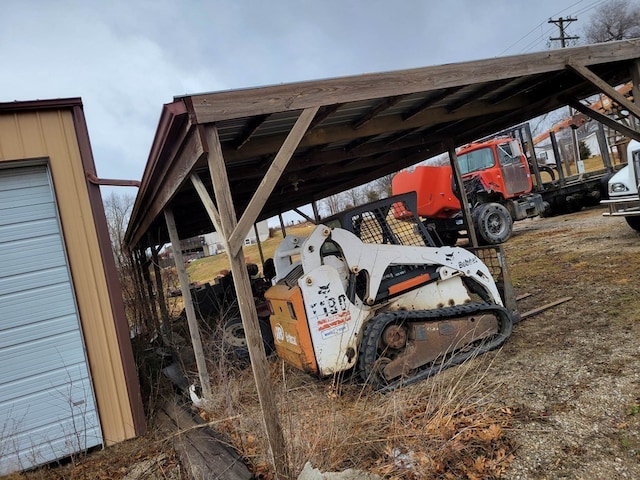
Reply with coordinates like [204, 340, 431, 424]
[157, 399, 252, 480]
[520, 296, 573, 321]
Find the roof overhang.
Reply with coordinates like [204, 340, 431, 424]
[125, 39, 640, 248]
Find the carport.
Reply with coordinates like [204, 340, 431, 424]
[125, 39, 640, 478]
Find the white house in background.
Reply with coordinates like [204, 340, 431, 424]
[202, 220, 270, 256]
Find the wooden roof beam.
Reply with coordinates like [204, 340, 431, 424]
[234, 114, 270, 150]
[308, 104, 342, 129]
[352, 95, 405, 129]
[460, 94, 562, 143]
[447, 79, 512, 113]
[485, 73, 552, 104]
[561, 95, 640, 142]
[385, 127, 423, 144]
[566, 61, 640, 120]
[402, 87, 464, 121]
[227, 132, 441, 182]
[129, 129, 205, 247]
[221, 97, 526, 162]
[306, 147, 439, 202]
[345, 135, 378, 153]
[189, 39, 640, 123]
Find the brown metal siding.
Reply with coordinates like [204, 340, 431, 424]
[0, 106, 143, 444]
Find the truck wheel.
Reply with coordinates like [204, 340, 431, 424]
[625, 216, 640, 232]
[473, 203, 513, 244]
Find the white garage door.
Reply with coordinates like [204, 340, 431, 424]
[0, 165, 102, 474]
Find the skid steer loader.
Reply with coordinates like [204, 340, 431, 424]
[264, 193, 513, 390]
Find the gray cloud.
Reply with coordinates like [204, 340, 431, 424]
[2, 0, 587, 186]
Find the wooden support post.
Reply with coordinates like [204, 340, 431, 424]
[254, 223, 265, 266]
[278, 213, 287, 238]
[150, 241, 171, 341]
[141, 249, 160, 330]
[132, 249, 154, 331]
[203, 124, 291, 480]
[495, 245, 519, 320]
[312, 200, 320, 223]
[549, 131, 566, 185]
[164, 208, 212, 399]
[523, 123, 544, 191]
[596, 122, 613, 172]
[631, 60, 640, 131]
[573, 128, 584, 173]
[447, 139, 478, 246]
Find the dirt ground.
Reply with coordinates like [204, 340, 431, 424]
[8, 205, 640, 480]
[495, 206, 640, 479]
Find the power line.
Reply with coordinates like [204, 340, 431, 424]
[499, 0, 608, 55]
[573, 0, 608, 17]
[498, 0, 586, 55]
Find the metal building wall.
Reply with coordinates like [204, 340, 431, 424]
[0, 103, 143, 473]
[0, 165, 102, 474]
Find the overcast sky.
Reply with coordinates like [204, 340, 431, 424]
[1, 0, 606, 204]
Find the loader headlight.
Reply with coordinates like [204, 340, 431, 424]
[610, 182, 629, 193]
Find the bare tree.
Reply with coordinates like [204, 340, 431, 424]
[343, 185, 367, 209]
[583, 0, 640, 43]
[104, 191, 135, 268]
[103, 192, 152, 331]
[373, 173, 394, 197]
[320, 192, 346, 216]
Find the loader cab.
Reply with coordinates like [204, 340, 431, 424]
[322, 192, 436, 247]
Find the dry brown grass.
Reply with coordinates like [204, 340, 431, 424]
[197, 347, 515, 479]
[8, 433, 182, 480]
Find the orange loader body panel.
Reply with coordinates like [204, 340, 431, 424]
[264, 284, 318, 374]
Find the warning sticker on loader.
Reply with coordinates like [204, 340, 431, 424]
[309, 289, 352, 338]
[317, 310, 352, 339]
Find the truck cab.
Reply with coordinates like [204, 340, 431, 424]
[457, 138, 533, 199]
[601, 140, 640, 231]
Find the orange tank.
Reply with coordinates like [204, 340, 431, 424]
[392, 166, 461, 219]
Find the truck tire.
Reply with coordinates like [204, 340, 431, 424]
[625, 216, 640, 232]
[473, 203, 513, 244]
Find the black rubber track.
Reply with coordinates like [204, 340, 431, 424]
[358, 302, 513, 392]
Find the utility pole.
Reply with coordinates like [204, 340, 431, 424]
[548, 17, 579, 47]
[549, 15, 581, 171]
